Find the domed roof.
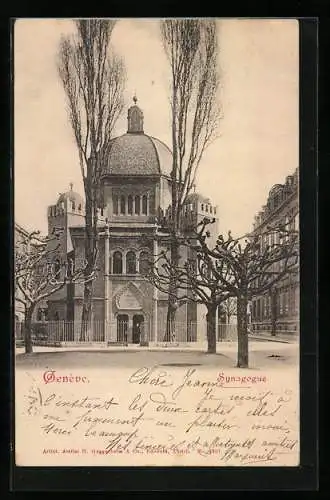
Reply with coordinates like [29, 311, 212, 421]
[57, 184, 84, 206]
[102, 96, 173, 178]
[186, 192, 211, 204]
[104, 133, 172, 177]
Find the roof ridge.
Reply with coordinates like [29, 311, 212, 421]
[149, 135, 173, 155]
[146, 135, 161, 176]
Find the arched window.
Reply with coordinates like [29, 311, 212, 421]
[201, 204, 204, 211]
[126, 251, 136, 274]
[120, 195, 126, 214]
[37, 309, 43, 321]
[210, 206, 213, 213]
[128, 195, 133, 215]
[67, 256, 75, 278]
[142, 195, 148, 215]
[113, 251, 123, 274]
[113, 195, 118, 215]
[205, 205, 208, 212]
[135, 195, 140, 214]
[139, 251, 150, 275]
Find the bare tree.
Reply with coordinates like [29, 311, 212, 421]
[58, 20, 125, 337]
[147, 225, 233, 353]
[15, 230, 95, 354]
[160, 19, 220, 340]
[193, 216, 299, 368]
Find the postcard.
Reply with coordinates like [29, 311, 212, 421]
[14, 18, 300, 467]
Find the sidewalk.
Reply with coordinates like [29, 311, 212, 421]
[248, 332, 299, 343]
[15, 339, 296, 357]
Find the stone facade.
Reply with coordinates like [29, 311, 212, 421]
[47, 99, 219, 344]
[250, 168, 299, 335]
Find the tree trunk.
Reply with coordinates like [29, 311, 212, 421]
[164, 238, 179, 342]
[237, 294, 248, 368]
[270, 288, 278, 336]
[81, 175, 95, 341]
[164, 80, 179, 343]
[24, 305, 35, 354]
[81, 279, 93, 341]
[206, 303, 217, 354]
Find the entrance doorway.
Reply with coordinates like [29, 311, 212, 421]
[132, 314, 144, 344]
[117, 314, 128, 343]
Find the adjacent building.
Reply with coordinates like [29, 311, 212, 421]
[14, 223, 30, 322]
[250, 168, 299, 335]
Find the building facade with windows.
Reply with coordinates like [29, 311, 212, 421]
[250, 168, 299, 335]
[46, 98, 218, 344]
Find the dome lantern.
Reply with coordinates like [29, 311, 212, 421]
[127, 95, 144, 134]
[56, 185, 84, 209]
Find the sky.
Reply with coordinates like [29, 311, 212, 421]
[14, 18, 299, 236]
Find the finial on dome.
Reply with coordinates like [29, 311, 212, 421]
[69, 182, 73, 191]
[127, 95, 144, 134]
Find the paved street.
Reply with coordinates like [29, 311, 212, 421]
[15, 340, 299, 371]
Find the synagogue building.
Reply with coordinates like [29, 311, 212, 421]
[46, 98, 219, 344]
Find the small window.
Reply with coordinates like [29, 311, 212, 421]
[201, 204, 204, 211]
[37, 309, 43, 321]
[113, 195, 118, 215]
[205, 205, 208, 212]
[210, 206, 213, 213]
[113, 251, 123, 274]
[214, 207, 216, 215]
[128, 195, 133, 215]
[120, 196, 126, 215]
[78, 204, 82, 211]
[142, 195, 148, 215]
[126, 251, 136, 274]
[72, 202, 75, 210]
[135, 196, 140, 215]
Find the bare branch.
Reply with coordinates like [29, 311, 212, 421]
[15, 229, 96, 311]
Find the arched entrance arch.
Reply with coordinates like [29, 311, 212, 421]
[113, 282, 151, 344]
